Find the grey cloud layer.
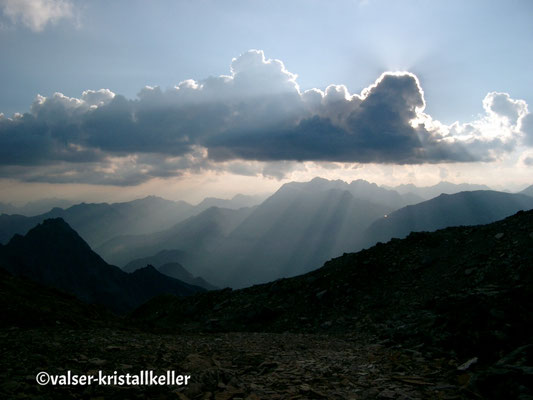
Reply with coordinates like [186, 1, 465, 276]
[0, 50, 531, 185]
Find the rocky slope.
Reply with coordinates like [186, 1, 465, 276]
[131, 209, 533, 398]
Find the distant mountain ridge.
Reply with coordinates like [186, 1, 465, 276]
[361, 190, 533, 247]
[3, 178, 526, 290]
[205, 185, 391, 287]
[193, 194, 267, 213]
[124, 250, 218, 290]
[0, 196, 196, 247]
[0, 198, 75, 216]
[281, 177, 423, 208]
[94, 178, 531, 288]
[387, 181, 492, 200]
[98, 179, 396, 288]
[521, 184, 533, 197]
[0, 218, 205, 313]
[0, 194, 264, 248]
[97, 206, 254, 268]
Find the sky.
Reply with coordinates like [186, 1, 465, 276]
[0, 0, 532, 204]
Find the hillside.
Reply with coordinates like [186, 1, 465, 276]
[0, 267, 116, 328]
[130, 209, 533, 398]
[0, 218, 205, 313]
[124, 250, 218, 290]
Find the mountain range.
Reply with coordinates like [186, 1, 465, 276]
[361, 190, 533, 248]
[2, 178, 533, 289]
[385, 181, 492, 200]
[95, 178, 533, 288]
[123, 249, 218, 290]
[0, 198, 75, 216]
[0, 218, 206, 313]
[0, 193, 262, 248]
[97, 179, 396, 287]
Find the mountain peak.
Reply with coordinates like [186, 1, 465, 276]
[12, 217, 85, 246]
[130, 264, 160, 276]
[0, 220, 206, 313]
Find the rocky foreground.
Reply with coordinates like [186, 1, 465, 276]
[1, 327, 476, 399]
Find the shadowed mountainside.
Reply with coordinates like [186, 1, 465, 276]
[0, 218, 205, 313]
[521, 184, 533, 197]
[388, 181, 492, 200]
[97, 206, 254, 268]
[0, 267, 116, 328]
[204, 185, 391, 287]
[124, 250, 218, 290]
[361, 190, 533, 248]
[95, 181, 533, 289]
[97, 178, 412, 288]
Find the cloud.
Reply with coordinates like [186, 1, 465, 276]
[0, 0, 74, 31]
[0, 50, 532, 185]
[483, 92, 528, 126]
[520, 113, 533, 146]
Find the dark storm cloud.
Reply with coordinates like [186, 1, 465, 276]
[0, 50, 531, 185]
[207, 72, 482, 164]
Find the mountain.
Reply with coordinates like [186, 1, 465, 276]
[521, 184, 533, 197]
[194, 193, 266, 213]
[96, 178, 411, 288]
[158, 263, 218, 290]
[361, 190, 533, 247]
[0, 195, 197, 247]
[123, 249, 218, 290]
[123, 249, 188, 272]
[0, 198, 76, 216]
[0, 218, 205, 313]
[96, 206, 254, 267]
[283, 177, 422, 208]
[196, 183, 392, 287]
[132, 210, 533, 398]
[389, 181, 492, 200]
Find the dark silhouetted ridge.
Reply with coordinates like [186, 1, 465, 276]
[0, 218, 205, 313]
[361, 190, 533, 247]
